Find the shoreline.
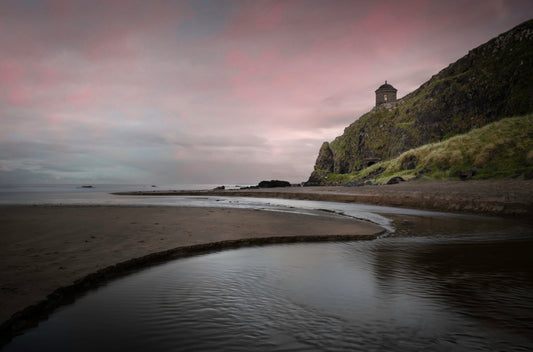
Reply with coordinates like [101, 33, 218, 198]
[115, 180, 533, 217]
[0, 206, 384, 343]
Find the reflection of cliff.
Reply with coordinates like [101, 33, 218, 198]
[308, 19, 533, 185]
[370, 215, 533, 333]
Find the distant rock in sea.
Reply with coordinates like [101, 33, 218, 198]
[257, 180, 292, 188]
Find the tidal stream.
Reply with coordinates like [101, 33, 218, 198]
[3, 200, 533, 351]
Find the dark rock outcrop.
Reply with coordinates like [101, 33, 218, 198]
[452, 168, 478, 181]
[307, 142, 334, 185]
[314, 142, 334, 172]
[387, 176, 405, 184]
[257, 180, 292, 188]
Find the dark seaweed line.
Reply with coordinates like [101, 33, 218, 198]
[0, 232, 381, 348]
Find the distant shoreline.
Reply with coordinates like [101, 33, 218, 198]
[115, 179, 533, 218]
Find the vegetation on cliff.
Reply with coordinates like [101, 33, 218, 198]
[308, 19, 533, 185]
[323, 114, 533, 185]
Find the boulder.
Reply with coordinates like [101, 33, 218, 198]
[257, 180, 292, 188]
[387, 176, 405, 184]
[452, 167, 477, 180]
[417, 168, 431, 175]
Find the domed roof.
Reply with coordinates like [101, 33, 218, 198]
[377, 80, 397, 90]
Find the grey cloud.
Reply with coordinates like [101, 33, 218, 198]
[0, 168, 60, 184]
[172, 133, 269, 148]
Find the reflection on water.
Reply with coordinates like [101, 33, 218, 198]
[4, 216, 533, 352]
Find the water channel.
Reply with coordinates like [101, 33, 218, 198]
[2, 194, 533, 351]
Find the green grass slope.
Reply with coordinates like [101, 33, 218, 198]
[324, 114, 533, 185]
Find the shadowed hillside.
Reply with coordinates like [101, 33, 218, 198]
[323, 114, 533, 185]
[308, 19, 533, 185]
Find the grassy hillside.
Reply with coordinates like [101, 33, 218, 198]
[308, 19, 533, 184]
[323, 114, 533, 185]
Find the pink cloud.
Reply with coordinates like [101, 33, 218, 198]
[6, 86, 32, 106]
[0, 59, 24, 86]
[0, 60, 33, 105]
[66, 87, 94, 105]
[226, 48, 291, 104]
[255, 2, 286, 31]
[35, 64, 62, 87]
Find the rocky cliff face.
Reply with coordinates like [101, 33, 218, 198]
[308, 19, 533, 185]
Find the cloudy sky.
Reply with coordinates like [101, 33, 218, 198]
[1, 0, 532, 185]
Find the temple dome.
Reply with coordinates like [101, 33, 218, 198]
[377, 81, 397, 91]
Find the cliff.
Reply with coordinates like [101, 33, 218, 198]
[308, 19, 533, 185]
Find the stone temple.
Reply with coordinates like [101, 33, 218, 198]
[375, 81, 397, 107]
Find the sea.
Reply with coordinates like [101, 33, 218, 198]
[0, 183, 242, 205]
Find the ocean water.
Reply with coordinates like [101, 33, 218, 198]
[0, 184, 238, 205]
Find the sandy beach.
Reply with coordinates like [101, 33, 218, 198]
[2, 179, 532, 341]
[0, 205, 384, 334]
[118, 180, 533, 217]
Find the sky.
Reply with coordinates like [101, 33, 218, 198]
[1, 0, 532, 185]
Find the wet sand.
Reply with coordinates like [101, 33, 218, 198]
[0, 206, 384, 332]
[118, 180, 533, 217]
